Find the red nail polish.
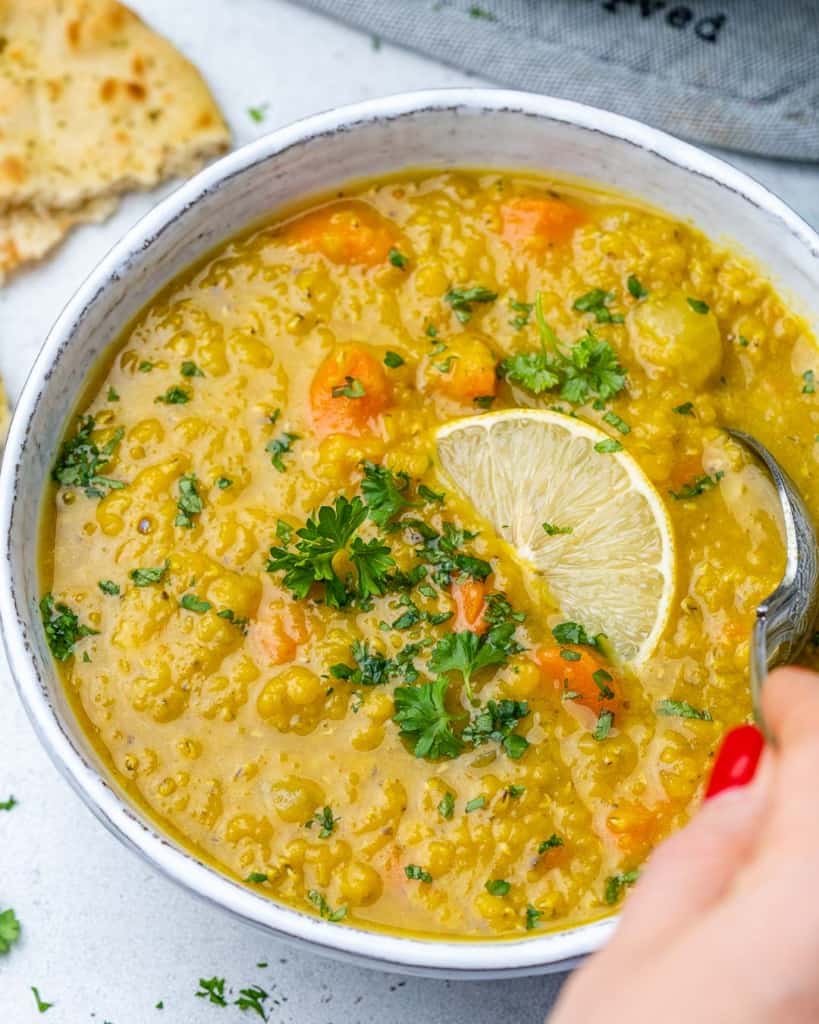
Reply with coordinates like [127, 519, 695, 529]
[705, 724, 764, 799]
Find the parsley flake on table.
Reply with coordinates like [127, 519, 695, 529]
[52, 415, 125, 498]
[443, 285, 498, 323]
[361, 462, 411, 526]
[31, 986, 54, 1014]
[605, 870, 640, 905]
[627, 274, 648, 299]
[430, 623, 521, 703]
[235, 984, 269, 1020]
[0, 908, 21, 953]
[305, 805, 339, 838]
[155, 385, 191, 405]
[40, 594, 98, 662]
[657, 699, 712, 721]
[438, 791, 455, 819]
[669, 471, 724, 500]
[266, 431, 300, 472]
[175, 473, 203, 528]
[307, 889, 347, 922]
[0, 796, 16, 811]
[501, 292, 626, 405]
[393, 677, 463, 759]
[247, 103, 269, 123]
[331, 375, 366, 399]
[485, 879, 511, 897]
[129, 562, 169, 587]
[573, 287, 624, 324]
[469, 4, 497, 18]
[388, 247, 409, 269]
[196, 977, 228, 1006]
[538, 834, 564, 854]
[405, 864, 433, 883]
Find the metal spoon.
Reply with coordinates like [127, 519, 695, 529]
[727, 429, 819, 735]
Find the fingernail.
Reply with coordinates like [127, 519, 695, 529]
[705, 724, 765, 799]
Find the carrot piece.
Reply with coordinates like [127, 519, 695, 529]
[310, 343, 391, 436]
[282, 200, 397, 267]
[534, 645, 621, 714]
[451, 579, 488, 634]
[252, 603, 307, 665]
[500, 196, 586, 248]
[668, 453, 703, 491]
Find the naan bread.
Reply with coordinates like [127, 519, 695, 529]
[0, 196, 116, 283]
[0, 0, 230, 214]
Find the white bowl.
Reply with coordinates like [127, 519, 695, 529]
[2, 89, 818, 979]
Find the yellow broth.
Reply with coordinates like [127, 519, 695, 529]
[41, 170, 818, 939]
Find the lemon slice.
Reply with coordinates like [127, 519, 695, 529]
[435, 409, 675, 663]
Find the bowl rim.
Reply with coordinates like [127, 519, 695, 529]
[2, 87, 818, 977]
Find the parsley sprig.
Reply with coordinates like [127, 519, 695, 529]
[52, 415, 125, 498]
[393, 677, 463, 759]
[429, 623, 522, 703]
[501, 292, 626, 406]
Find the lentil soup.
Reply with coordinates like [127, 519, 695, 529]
[41, 170, 817, 939]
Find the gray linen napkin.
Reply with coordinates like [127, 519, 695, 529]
[293, 0, 819, 160]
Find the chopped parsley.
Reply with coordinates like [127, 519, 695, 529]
[474, 394, 495, 409]
[247, 103, 269, 123]
[543, 522, 572, 536]
[98, 579, 120, 596]
[40, 594, 98, 662]
[388, 247, 409, 269]
[418, 483, 444, 504]
[803, 370, 816, 394]
[669, 470, 724, 500]
[52, 415, 125, 498]
[384, 350, 405, 368]
[485, 879, 510, 897]
[595, 438, 623, 454]
[560, 649, 581, 661]
[307, 889, 347, 922]
[393, 677, 462, 759]
[405, 864, 433, 883]
[443, 285, 498, 323]
[538, 834, 564, 854]
[572, 288, 624, 325]
[657, 699, 712, 721]
[175, 473, 203, 528]
[331, 376, 366, 399]
[687, 297, 710, 315]
[673, 401, 695, 416]
[235, 984, 269, 1020]
[469, 4, 497, 18]
[196, 977, 228, 1006]
[216, 476, 233, 489]
[526, 905, 543, 930]
[508, 297, 533, 330]
[0, 908, 20, 953]
[593, 710, 614, 740]
[602, 410, 630, 434]
[305, 805, 339, 838]
[506, 784, 525, 798]
[465, 795, 486, 813]
[156, 385, 191, 405]
[361, 462, 411, 526]
[605, 870, 639, 905]
[0, 796, 16, 811]
[267, 496, 394, 608]
[438, 792, 455, 819]
[138, 360, 154, 372]
[245, 872, 269, 884]
[180, 360, 204, 378]
[501, 292, 626, 405]
[593, 668, 615, 700]
[31, 986, 53, 1013]
[627, 274, 648, 299]
[429, 624, 522, 703]
[404, 518, 491, 587]
[551, 621, 603, 649]
[180, 594, 211, 614]
[266, 432, 300, 473]
[331, 640, 396, 686]
[129, 562, 169, 587]
[463, 699, 530, 759]
[107, 386, 119, 402]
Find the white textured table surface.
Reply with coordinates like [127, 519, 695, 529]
[1, 2, 818, 1021]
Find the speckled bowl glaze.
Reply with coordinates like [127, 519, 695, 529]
[2, 90, 818, 979]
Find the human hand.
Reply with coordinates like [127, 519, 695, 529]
[551, 666, 819, 1024]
